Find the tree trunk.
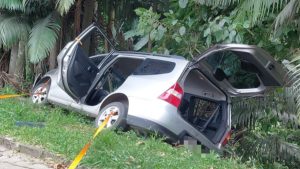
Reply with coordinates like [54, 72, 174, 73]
[108, 3, 115, 39]
[103, 1, 116, 52]
[25, 45, 34, 84]
[0, 49, 9, 73]
[82, 0, 95, 54]
[49, 39, 59, 70]
[34, 60, 47, 76]
[74, 0, 82, 36]
[9, 44, 19, 76]
[15, 41, 25, 81]
[82, 0, 95, 29]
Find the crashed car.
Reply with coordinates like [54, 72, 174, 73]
[31, 24, 285, 151]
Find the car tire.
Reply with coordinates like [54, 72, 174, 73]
[31, 80, 50, 104]
[95, 102, 127, 130]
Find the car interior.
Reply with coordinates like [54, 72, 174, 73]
[179, 69, 228, 144]
[85, 57, 144, 105]
[179, 51, 266, 144]
[206, 51, 261, 89]
[66, 44, 100, 98]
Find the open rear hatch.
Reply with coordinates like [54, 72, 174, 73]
[179, 44, 286, 149]
[191, 44, 286, 97]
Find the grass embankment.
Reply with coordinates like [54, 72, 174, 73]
[0, 96, 252, 168]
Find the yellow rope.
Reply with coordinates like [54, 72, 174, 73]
[68, 112, 113, 169]
[0, 94, 27, 99]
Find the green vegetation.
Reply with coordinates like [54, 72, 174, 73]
[0, 96, 251, 169]
[1, 0, 300, 168]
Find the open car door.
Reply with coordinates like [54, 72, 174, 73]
[61, 24, 115, 101]
[193, 44, 286, 97]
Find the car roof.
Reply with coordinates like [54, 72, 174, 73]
[115, 51, 187, 61]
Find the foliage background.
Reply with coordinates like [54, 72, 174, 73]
[1, 0, 300, 168]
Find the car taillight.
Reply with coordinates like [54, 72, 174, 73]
[222, 131, 231, 146]
[159, 83, 183, 108]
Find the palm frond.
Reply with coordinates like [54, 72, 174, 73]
[55, 0, 75, 15]
[235, 0, 286, 25]
[203, 0, 297, 29]
[238, 132, 300, 168]
[22, 0, 43, 6]
[0, 0, 24, 11]
[231, 88, 299, 128]
[28, 12, 61, 63]
[22, 0, 52, 13]
[201, 0, 239, 7]
[275, 0, 300, 29]
[0, 15, 30, 48]
[284, 57, 300, 119]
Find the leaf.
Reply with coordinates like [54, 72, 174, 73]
[218, 18, 227, 28]
[171, 19, 178, 25]
[222, 30, 229, 40]
[275, 0, 299, 29]
[229, 30, 237, 41]
[235, 34, 242, 43]
[28, 12, 61, 63]
[133, 36, 149, 51]
[179, 26, 186, 36]
[0, 0, 24, 11]
[243, 20, 251, 28]
[0, 15, 30, 48]
[187, 17, 194, 27]
[156, 25, 166, 40]
[214, 30, 223, 42]
[175, 36, 182, 43]
[124, 30, 137, 40]
[206, 35, 212, 47]
[150, 29, 157, 40]
[55, 0, 75, 15]
[135, 7, 147, 16]
[203, 27, 211, 37]
[179, 0, 188, 8]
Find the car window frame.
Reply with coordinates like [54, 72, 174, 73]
[204, 51, 263, 89]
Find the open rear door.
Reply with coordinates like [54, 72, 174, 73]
[193, 44, 286, 97]
[61, 24, 115, 101]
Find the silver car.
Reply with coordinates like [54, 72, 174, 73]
[31, 24, 285, 151]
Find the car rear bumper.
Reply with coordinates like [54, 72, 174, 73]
[126, 96, 222, 151]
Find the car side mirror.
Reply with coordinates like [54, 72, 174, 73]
[213, 68, 227, 81]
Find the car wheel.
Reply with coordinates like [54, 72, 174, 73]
[95, 102, 127, 130]
[31, 80, 50, 104]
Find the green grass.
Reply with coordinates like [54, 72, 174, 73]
[0, 97, 253, 169]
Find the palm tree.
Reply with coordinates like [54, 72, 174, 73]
[0, 0, 75, 80]
[202, 0, 300, 31]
